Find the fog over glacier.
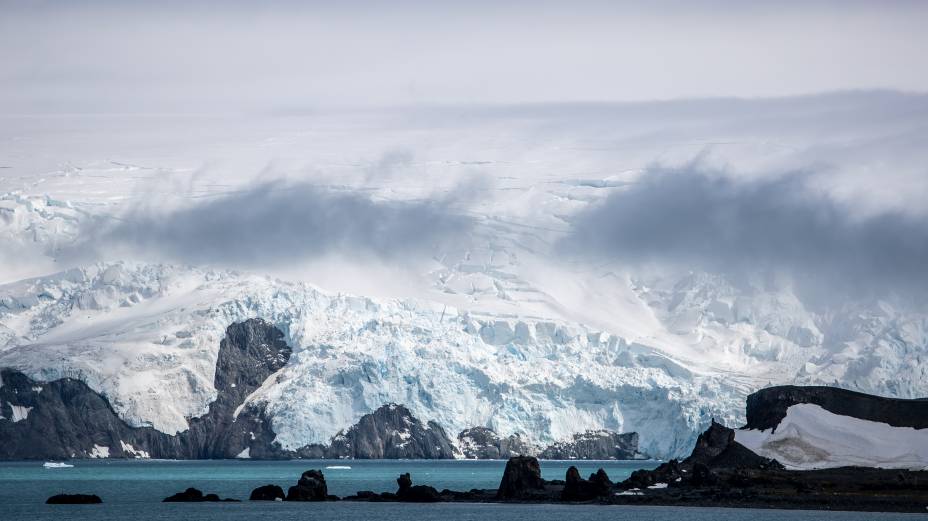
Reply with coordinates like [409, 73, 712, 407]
[1, 1, 927, 458]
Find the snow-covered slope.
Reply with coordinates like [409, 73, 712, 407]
[0, 263, 746, 457]
[735, 403, 928, 470]
[1, 98, 927, 458]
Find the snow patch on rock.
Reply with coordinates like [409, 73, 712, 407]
[736, 403, 928, 470]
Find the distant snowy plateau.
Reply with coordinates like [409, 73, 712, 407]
[1, 96, 927, 459]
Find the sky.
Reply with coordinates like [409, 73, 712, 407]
[2, 0, 928, 113]
[2, 1, 927, 305]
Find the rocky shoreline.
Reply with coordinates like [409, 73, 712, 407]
[61, 452, 915, 513]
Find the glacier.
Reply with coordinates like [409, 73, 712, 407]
[1, 98, 927, 459]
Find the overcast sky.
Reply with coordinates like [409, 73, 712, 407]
[2, 0, 928, 113]
[3, 1, 926, 304]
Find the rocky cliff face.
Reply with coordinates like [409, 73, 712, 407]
[1, 316, 645, 460]
[539, 430, 642, 460]
[744, 385, 928, 430]
[458, 427, 533, 459]
[0, 318, 291, 459]
[325, 404, 456, 459]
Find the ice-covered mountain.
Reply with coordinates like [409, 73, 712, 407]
[1, 95, 926, 458]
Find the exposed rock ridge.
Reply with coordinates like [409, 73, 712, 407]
[745, 385, 928, 430]
[295, 404, 457, 459]
[457, 427, 533, 459]
[539, 430, 642, 460]
[0, 318, 291, 459]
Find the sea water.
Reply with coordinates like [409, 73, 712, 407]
[0, 460, 919, 520]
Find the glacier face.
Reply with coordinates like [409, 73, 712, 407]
[0, 262, 746, 457]
[1, 99, 927, 459]
[2, 260, 925, 458]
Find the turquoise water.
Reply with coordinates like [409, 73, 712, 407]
[0, 460, 920, 520]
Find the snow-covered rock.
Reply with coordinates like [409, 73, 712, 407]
[736, 403, 928, 470]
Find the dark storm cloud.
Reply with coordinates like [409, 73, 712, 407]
[80, 180, 476, 267]
[560, 167, 928, 299]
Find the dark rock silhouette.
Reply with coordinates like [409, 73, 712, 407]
[286, 469, 329, 501]
[395, 472, 441, 502]
[162, 487, 238, 502]
[249, 484, 285, 501]
[561, 466, 612, 501]
[496, 456, 547, 499]
[46, 494, 102, 504]
[396, 472, 412, 493]
[745, 385, 928, 431]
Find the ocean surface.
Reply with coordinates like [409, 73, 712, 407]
[0, 459, 920, 521]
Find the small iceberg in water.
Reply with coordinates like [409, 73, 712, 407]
[325, 465, 351, 470]
[43, 462, 74, 469]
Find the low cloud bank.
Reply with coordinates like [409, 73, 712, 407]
[78, 180, 475, 267]
[560, 167, 928, 301]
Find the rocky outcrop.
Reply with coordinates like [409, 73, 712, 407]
[395, 472, 441, 502]
[163, 488, 238, 502]
[0, 318, 291, 460]
[539, 430, 642, 460]
[745, 385, 928, 430]
[624, 419, 782, 490]
[496, 456, 549, 499]
[179, 318, 292, 459]
[285, 469, 331, 501]
[249, 484, 285, 501]
[561, 466, 612, 501]
[458, 427, 533, 459]
[46, 494, 102, 504]
[324, 404, 456, 459]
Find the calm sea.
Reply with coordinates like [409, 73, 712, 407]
[0, 459, 920, 520]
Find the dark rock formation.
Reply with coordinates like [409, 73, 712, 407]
[688, 420, 781, 470]
[458, 427, 533, 459]
[624, 420, 781, 490]
[0, 368, 170, 460]
[163, 487, 238, 502]
[286, 469, 330, 501]
[612, 386, 928, 512]
[745, 385, 928, 430]
[46, 494, 102, 504]
[496, 456, 548, 499]
[540, 430, 641, 460]
[395, 473, 441, 502]
[325, 404, 456, 459]
[0, 318, 291, 460]
[180, 318, 292, 459]
[249, 484, 285, 501]
[561, 466, 612, 501]
[397, 472, 412, 492]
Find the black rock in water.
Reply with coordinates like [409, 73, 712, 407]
[561, 466, 612, 501]
[162, 487, 239, 502]
[46, 494, 102, 504]
[163, 488, 207, 502]
[394, 473, 441, 502]
[539, 430, 641, 460]
[496, 456, 547, 499]
[457, 427, 533, 459]
[286, 469, 329, 501]
[326, 404, 456, 459]
[396, 472, 412, 493]
[249, 484, 285, 501]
